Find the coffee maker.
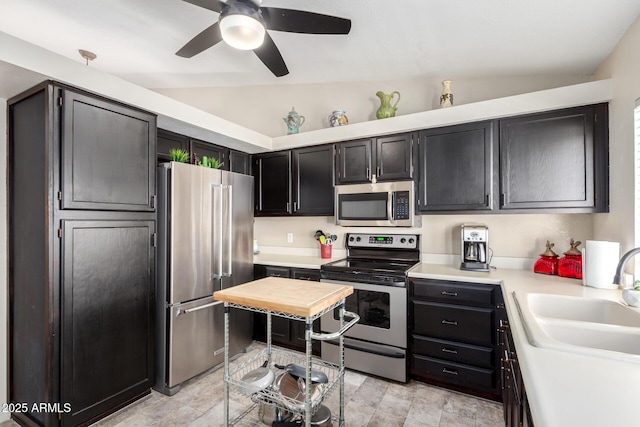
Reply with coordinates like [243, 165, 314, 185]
[461, 224, 490, 271]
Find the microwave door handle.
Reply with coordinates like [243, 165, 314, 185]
[388, 192, 394, 223]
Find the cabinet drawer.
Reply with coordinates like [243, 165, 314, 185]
[412, 334, 494, 368]
[412, 300, 493, 346]
[411, 279, 495, 308]
[291, 268, 320, 281]
[265, 266, 291, 278]
[411, 354, 494, 390]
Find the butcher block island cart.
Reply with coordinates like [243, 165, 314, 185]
[214, 277, 358, 426]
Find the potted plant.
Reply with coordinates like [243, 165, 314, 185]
[199, 156, 224, 169]
[169, 148, 190, 163]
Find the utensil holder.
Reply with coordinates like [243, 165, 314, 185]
[320, 244, 332, 259]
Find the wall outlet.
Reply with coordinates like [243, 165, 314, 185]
[287, 233, 294, 243]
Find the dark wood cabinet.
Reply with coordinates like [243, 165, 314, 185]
[190, 138, 228, 169]
[500, 319, 535, 427]
[157, 129, 189, 163]
[253, 265, 321, 355]
[254, 145, 334, 217]
[336, 133, 413, 184]
[409, 279, 503, 400]
[254, 151, 292, 215]
[61, 220, 154, 426]
[61, 89, 156, 212]
[292, 145, 335, 216]
[418, 121, 497, 212]
[230, 150, 251, 175]
[499, 104, 608, 212]
[8, 82, 156, 427]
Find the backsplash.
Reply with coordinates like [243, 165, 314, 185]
[254, 213, 594, 269]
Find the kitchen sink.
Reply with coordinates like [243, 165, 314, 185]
[526, 293, 640, 327]
[513, 292, 640, 362]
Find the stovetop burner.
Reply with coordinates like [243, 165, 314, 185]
[320, 233, 420, 285]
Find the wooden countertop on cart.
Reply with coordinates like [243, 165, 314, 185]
[213, 277, 353, 317]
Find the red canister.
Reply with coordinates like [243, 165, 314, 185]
[534, 241, 559, 275]
[558, 239, 583, 279]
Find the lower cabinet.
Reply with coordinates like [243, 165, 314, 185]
[409, 279, 504, 400]
[500, 319, 535, 427]
[253, 265, 321, 355]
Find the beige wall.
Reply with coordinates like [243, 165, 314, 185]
[593, 15, 640, 255]
[155, 74, 591, 138]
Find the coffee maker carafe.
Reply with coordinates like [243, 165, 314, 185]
[461, 224, 489, 271]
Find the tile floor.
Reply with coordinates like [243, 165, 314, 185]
[0, 343, 503, 427]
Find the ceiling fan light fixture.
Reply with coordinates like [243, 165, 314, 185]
[219, 3, 265, 50]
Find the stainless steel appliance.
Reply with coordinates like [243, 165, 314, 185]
[334, 181, 421, 227]
[461, 223, 490, 271]
[320, 233, 420, 382]
[155, 162, 254, 395]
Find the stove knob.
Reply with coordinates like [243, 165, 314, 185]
[356, 236, 362, 242]
[409, 238, 415, 244]
[349, 236, 355, 242]
[400, 238, 406, 244]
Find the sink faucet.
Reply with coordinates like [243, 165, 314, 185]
[613, 247, 640, 285]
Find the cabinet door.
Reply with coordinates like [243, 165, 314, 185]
[60, 89, 156, 211]
[499, 105, 601, 210]
[254, 152, 292, 215]
[418, 122, 495, 211]
[376, 133, 413, 181]
[157, 129, 189, 163]
[336, 139, 373, 184]
[190, 139, 229, 170]
[230, 150, 250, 175]
[292, 145, 335, 216]
[61, 220, 154, 426]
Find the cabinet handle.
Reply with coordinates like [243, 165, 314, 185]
[376, 166, 381, 177]
[441, 319, 458, 326]
[500, 193, 506, 207]
[441, 347, 458, 355]
[366, 167, 371, 180]
[442, 368, 459, 376]
[270, 274, 282, 277]
[293, 201, 298, 212]
[297, 276, 311, 281]
[441, 291, 458, 297]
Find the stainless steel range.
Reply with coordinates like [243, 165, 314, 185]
[320, 233, 420, 382]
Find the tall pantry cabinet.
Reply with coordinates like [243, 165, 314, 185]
[8, 82, 156, 426]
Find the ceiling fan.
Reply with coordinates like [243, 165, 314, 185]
[176, 0, 352, 77]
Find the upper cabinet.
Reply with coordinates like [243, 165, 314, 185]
[499, 104, 608, 212]
[335, 133, 414, 184]
[254, 144, 335, 216]
[418, 121, 497, 212]
[61, 89, 156, 212]
[157, 128, 252, 175]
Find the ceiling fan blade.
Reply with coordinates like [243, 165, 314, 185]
[176, 22, 223, 58]
[253, 32, 289, 77]
[181, 0, 225, 13]
[261, 7, 351, 34]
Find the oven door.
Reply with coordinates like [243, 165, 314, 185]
[320, 279, 406, 349]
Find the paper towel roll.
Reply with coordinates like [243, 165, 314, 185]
[582, 240, 621, 289]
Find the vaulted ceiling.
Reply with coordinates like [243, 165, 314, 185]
[2, 0, 640, 90]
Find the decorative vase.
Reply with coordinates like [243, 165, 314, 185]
[558, 239, 583, 279]
[328, 110, 349, 127]
[533, 240, 559, 275]
[440, 80, 453, 108]
[283, 106, 305, 134]
[375, 91, 400, 119]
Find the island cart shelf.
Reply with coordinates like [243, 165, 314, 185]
[214, 277, 357, 427]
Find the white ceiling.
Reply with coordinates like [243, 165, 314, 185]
[1, 0, 640, 90]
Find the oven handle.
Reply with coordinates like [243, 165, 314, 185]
[310, 310, 359, 341]
[323, 339, 405, 359]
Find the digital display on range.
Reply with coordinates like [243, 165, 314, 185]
[369, 236, 393, 244]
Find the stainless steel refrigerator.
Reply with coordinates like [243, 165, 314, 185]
[154, 161, 253, 395]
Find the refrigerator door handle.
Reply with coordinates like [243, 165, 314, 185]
[176, 300, 224, 316]
[211, 183, 224, 280]
[223, 185, 233, 277]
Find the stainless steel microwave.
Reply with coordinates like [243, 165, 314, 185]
[335, 181, 421, 227]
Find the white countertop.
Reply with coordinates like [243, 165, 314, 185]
[254, 256, 640, 426]
[409, 264, 640, 427]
